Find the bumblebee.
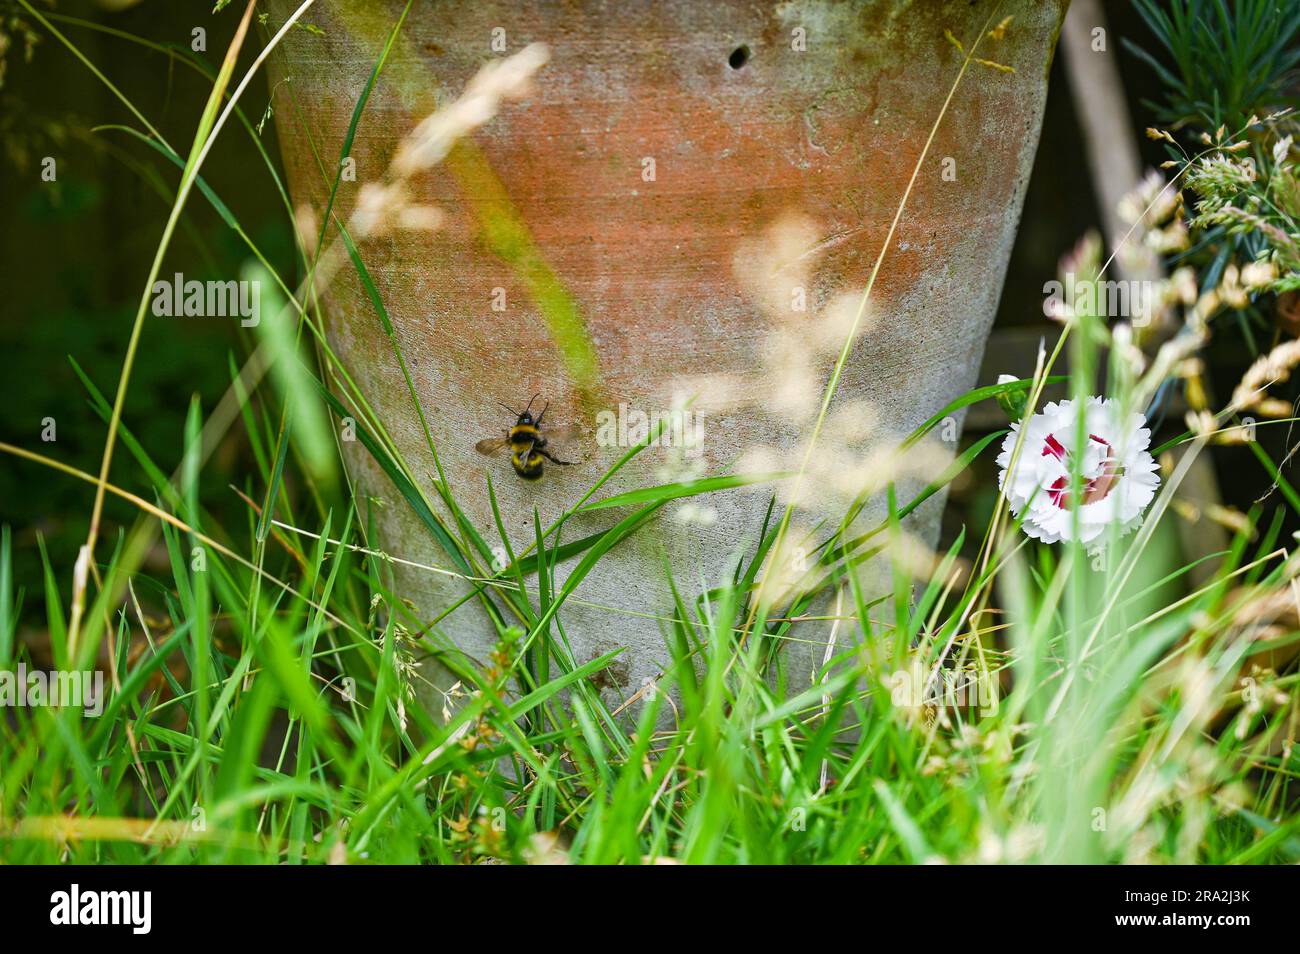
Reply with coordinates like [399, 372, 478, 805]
[475, 394, 576, 480]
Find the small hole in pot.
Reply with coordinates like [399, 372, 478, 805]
[728, 45, 750, 69]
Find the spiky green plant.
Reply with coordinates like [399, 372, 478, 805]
[1126, 0, 1300, 132]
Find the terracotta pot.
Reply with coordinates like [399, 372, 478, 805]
[265, 0, 1067, 704]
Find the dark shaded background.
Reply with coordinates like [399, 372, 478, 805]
[1, 0, 297, 610]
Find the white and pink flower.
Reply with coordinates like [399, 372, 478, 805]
[996, 396, 1160, 547]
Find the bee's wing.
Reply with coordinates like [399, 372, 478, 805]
[540, 422, 587, 460]
[475, 436, 510, 457]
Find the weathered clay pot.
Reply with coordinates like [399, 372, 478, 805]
[266, 1, 1067, 704]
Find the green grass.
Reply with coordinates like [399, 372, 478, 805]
[0, 3, 1297, 865]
